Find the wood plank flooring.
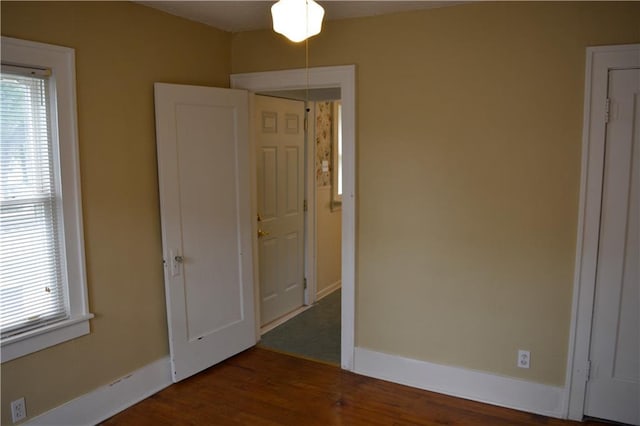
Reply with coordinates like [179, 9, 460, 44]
[102, 347, 608, 426]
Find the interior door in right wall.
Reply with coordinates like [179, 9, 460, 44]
[584, 68, 639, 425]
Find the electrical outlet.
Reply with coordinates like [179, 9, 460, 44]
[11, 397, 26, 423]
[518, 350, 530, 369]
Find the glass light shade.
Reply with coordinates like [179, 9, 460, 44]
[271, 0, 325, 43]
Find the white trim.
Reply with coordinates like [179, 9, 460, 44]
[231, 65, 357, 371]
[25, 356, 171, 425]
[316, 280, 341, 301]
[566, 43, 640, 421]
[1, 315, 93, 363]
[248, 93, 262, 341]
[331, 101, 343, 205]
[305, 101, 318, 306]
[355, 348, 565, 419]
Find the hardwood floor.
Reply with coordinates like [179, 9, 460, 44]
[103, 347, 608, 426]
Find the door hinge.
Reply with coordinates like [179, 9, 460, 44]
[304, 277, 307, 289]
[303, 199, 308, 212]
[585, 360, 592, 381]
[304, 116, 308, 132]
[605, 98, 611, 123]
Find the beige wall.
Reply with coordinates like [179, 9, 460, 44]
[314, 102, 342, 296]
[0, 2, 230, 423]
[316, 186, 342, 296]
[232, 2, 640, 386]
[2, 2, 639, 422]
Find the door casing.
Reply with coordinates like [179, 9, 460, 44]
[566, 44, 640, 420]
[232, 65, 356, 371]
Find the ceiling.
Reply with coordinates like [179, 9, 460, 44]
[138, 1, 459, 33]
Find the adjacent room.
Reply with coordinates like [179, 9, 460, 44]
[1, 1, 638, 425]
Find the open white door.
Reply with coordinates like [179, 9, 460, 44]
[254, 95, 306, 326]
[154, 83, 256, 382]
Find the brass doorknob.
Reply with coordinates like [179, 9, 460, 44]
[258, 229, 270, 238]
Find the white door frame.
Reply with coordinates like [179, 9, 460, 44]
[565, 44, 640, 420]
[231, 65, 356, 371]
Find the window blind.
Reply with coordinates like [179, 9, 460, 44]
[0, 68, 68, 339]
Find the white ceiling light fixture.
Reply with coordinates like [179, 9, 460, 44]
[271, 0, 325, 43]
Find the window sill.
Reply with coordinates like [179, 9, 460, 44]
[1, 313, 94, 363]
[330, 199, 342, 212]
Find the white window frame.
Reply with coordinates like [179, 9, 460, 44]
[1, 36, 93, 363]
[331, 101, 342, 210]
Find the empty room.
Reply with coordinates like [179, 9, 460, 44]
[1, 1, 639, 425]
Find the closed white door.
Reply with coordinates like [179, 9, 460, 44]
[585, 68, 639, 425]
[255, 95, 305, 326]
[154, 83, 256, 382]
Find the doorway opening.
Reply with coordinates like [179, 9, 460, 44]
[254, 91, 343, 364]
[231, 65, 356, 370]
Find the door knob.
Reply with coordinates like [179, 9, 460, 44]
[258, 229, 270, 238]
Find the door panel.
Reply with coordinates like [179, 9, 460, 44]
[255, 95, 305, 326]
[286, 147, 300, 214]
[585, 68, 639, 425]
[176, 104, 242, 338]
[260, 148, 278, 219]
[154, 83, 255, 382]
[260, 238, 279, 301]
[284, 232, 300, 290]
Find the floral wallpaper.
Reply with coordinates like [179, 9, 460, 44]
[316, 101, 333, 187]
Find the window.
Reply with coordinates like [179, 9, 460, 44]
[1, 37, 92, 362]
[331, 101, 342, 209]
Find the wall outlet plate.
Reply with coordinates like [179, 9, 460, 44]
[11, 397, 26, 423]
[518, 350, 530, 369]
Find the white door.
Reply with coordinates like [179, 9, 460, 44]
[154, 83, 256, 382]
[585, 68, 639, 425]
[255, 95, 306, 326]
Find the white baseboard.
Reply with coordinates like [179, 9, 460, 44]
[316, 280, 341, 301]
[354, 347, 566, 419]
[26, 356, 171, 426]
[22, 347, 565, 425]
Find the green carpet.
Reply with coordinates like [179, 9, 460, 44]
[259, 289, 341, 365]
